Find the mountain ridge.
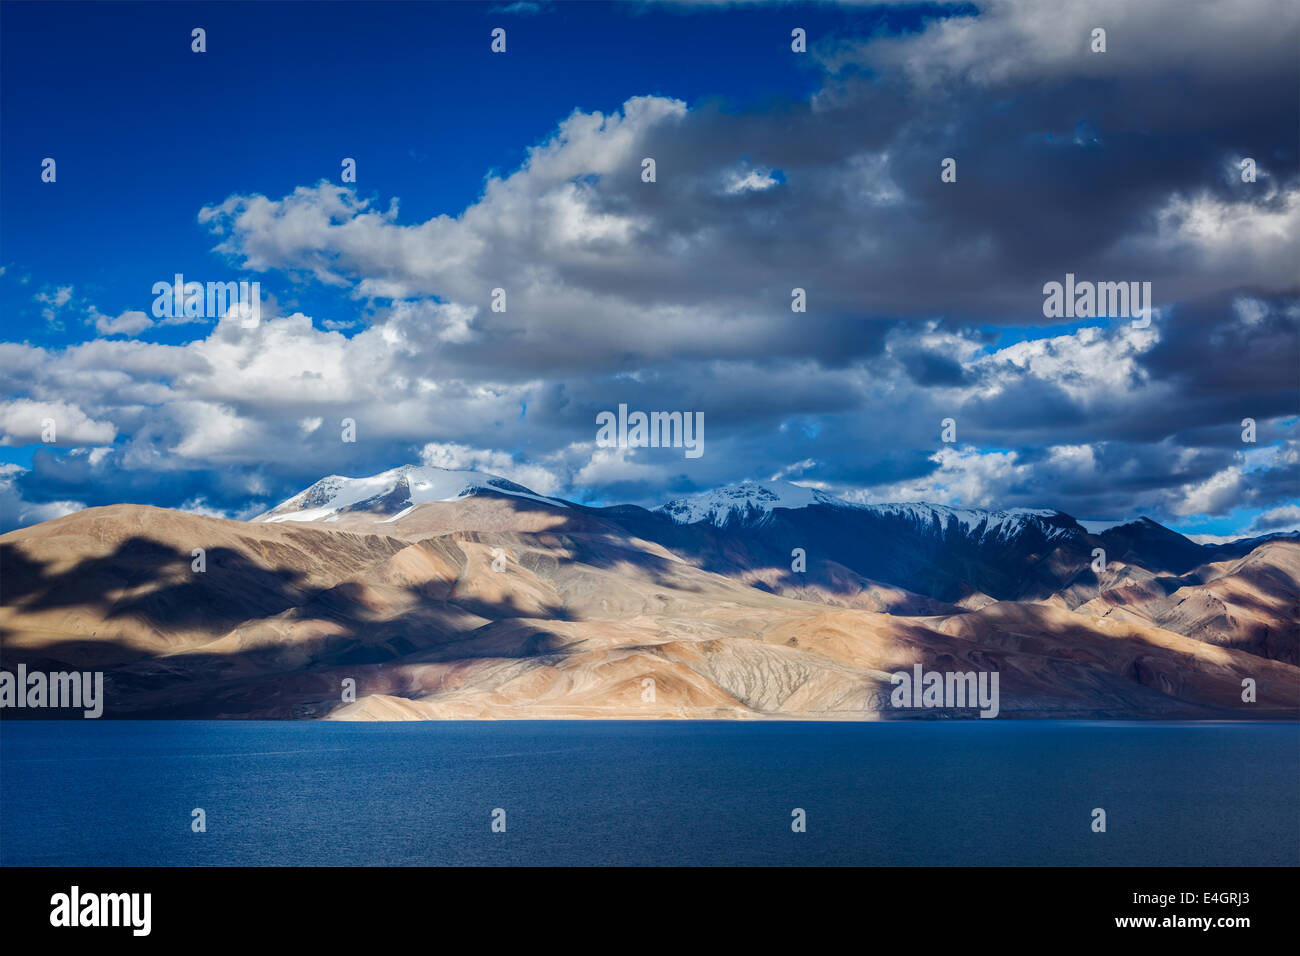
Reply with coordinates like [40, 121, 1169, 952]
[257, 465, 1290, 554]
[257, 464, 570, 523]
[3, 465, 1296, 719]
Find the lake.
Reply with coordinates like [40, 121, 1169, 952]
[2, 720, 1296, 866]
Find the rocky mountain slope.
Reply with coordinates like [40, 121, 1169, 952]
[1, 467, 1295, 720]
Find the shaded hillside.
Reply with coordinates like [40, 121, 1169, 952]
[2, 499, 1295, 720]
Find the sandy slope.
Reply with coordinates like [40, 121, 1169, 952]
[2, 501, 1296, 720]
[1071, 541, 1300, 664]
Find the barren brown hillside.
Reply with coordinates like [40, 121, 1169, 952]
[1, 500, 1296, 720]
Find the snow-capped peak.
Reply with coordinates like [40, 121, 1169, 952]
[656, 480, 851, 527]
[257, 464, 564, 523]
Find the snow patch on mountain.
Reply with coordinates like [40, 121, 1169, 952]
[657, 481, 850, 527]
[259, 465, 564, 522]
[658, 482, 1078, 542]
[864, 503, 1076, 542]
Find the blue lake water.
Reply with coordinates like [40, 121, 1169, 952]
[1, 720, 1296, 866]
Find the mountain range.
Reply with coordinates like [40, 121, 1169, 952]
[2, 464, 1296, 720]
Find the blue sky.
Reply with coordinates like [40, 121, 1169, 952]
[3, 0, 940, 344]
[1, 0, 1297, 538]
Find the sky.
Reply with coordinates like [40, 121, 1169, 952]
[1, 0, 1297, 539]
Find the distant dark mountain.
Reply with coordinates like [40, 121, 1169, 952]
[1094, 518, 1215, 575]
[1205, 530, 1300, 558]
[621, 490, 1084, 605]
[637, 482, 1300, 608]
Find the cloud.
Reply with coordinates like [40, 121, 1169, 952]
[1163, 442, 1300, 517]
[34, 284, 75, 330]
[491, 1, 547, 14]
[722, 164, 783, 195]
[418, 441, 567, 496]
[0, 464, 83, 532]
[0, 399, 117, 445]
[2, 284, 1294, 528]
[818, 0, 1299, 88]
[92, 309, 154, 337]
[1251, 503, 1300, 532]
